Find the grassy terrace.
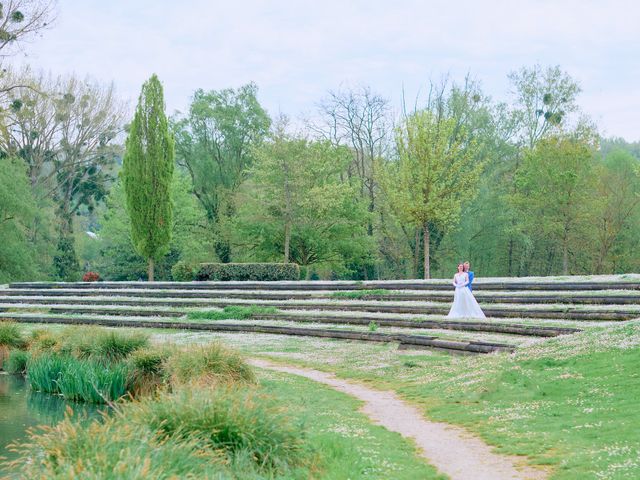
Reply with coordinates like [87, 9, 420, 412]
[5, 317, 639, 478]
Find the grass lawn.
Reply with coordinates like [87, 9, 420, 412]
[257, 367, 443, 479]
[211, 322, 640, 480]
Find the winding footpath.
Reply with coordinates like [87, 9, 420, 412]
[250, 358, 548, 480]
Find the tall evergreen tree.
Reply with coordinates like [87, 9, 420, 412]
[122, 74, 174, 281]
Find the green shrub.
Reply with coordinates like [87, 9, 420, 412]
[187, 305, 278, 321]
[28, 329, 59, 352]
[60, 328, 149, 364]
[166, 342, 255, 386]
[171, 260, 196, 281]
[129, 386, 309, 471]
[127, 348, 169, 396]
[196, 263, 300, 281]
[368, 321, 379, 332]
[5, 349, 29, 374]
[0, 321, 25, 369]
[0, 321, 25, 349]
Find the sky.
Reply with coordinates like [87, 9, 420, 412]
[12, 0, 640, 141]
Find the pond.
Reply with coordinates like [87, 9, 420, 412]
[0, 373, 105, 476]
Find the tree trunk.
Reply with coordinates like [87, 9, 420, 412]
[562, 243, 568, 275]
[148, 258, 155, 282]
[423, 222, 430, 280]
[284, 221, 291, 263]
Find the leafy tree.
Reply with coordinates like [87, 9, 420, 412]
[513, 134, 597, 275]
[592, 149, 640, 273]
[0, 157, 54, 282]
[122, 74, 174, 281]
[94, 173, 212, 281]
[237, 126, 370, 278]
[52, 231, 79, 281]
[173, 83, 270, 262]
[381, 111, 483, 279]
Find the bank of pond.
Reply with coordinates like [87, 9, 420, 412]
[0, 322, 313, 479]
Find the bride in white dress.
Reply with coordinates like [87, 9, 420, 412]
[447, 263, 486, 319]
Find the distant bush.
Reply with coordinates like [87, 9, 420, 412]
[196, 263, 300, 281]
[82, 271, 100, 282]
[171, 261, 196, 281]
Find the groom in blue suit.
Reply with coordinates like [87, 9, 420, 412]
[464, 261, 474, 292]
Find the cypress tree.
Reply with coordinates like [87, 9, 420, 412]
[122, 74, 174, 281]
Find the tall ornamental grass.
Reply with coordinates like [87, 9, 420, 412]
[128, 386, 310, 471]
[0, 321, 26, 369]
[165, 342, 255, 386]
[4, 349, 29, 374]
[7, 387, 313, 478]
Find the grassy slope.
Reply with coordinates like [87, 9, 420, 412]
[238, 322, 640, 480]
[258, 368, 443, 479]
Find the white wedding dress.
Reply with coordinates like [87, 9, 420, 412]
[447, 272, 486, 319]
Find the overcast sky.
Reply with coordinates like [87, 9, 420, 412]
[13, 0, 640, 141]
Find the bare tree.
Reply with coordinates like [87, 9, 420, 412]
[311, 85, 391, 236]
[0, 0, 56, 57]
[0, 67, 125, 232]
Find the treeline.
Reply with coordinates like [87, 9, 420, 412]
[1, 4, 639, 281]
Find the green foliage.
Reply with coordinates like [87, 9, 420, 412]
[95, 173, 212, 280]
[57, 327, 149, 364]
[8, 387, 314, 479]
[26, 353, 67, 394]
[122, 74, 174, 279]
[187, 305, 279, 321]
[513, 134, 596, 274]
[171, 260, 196, 281]
[0, 322, 25, 349]
[128, 386, 309, 472]
[173, 83, 271, 262]
[0, 158, 54, 283]
[26, 338, 126, 403]
[5, 349, 29, 374]
[381, 111, 484, 278]
[52, 231, 80, 281]
[196, 262, 300, 281]
[368, 321, 379, 332]
[165, 342, 255, 385]
[55, 357, 132, 403]
[237, 130, 372, 278]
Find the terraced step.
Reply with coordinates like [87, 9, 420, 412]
[10, 279, 640, 292]
[0, 296, 635, 320]
[3, 314, 515, 354]
[3, 288, 640, 305]
[0, 307, 579, 337]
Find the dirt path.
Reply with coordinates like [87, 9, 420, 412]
[250, 358, 548, 480]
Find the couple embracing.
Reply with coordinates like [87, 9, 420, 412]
[447, 261, 486, 319]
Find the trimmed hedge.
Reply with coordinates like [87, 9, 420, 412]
[196, 263, 300, 281]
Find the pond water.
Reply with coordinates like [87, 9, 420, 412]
[0, 373, 105, 476]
